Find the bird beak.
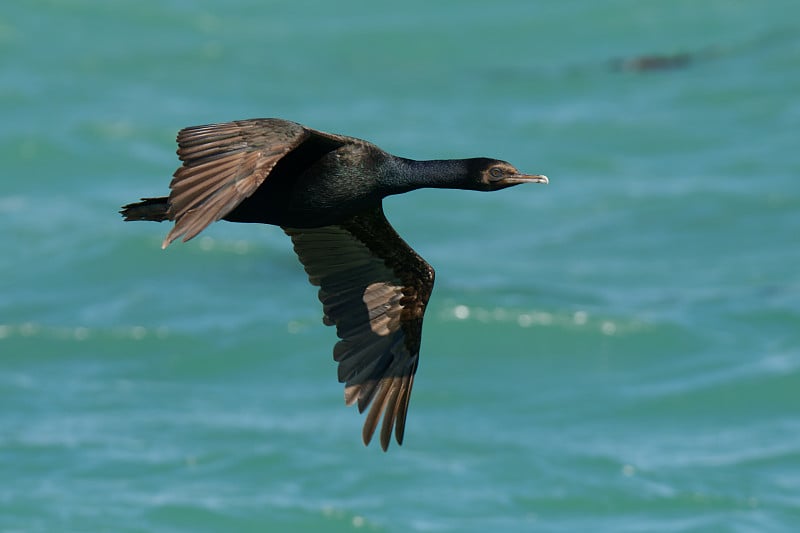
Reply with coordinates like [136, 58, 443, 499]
[500, 173, 549, 186]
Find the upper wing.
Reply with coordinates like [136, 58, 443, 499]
[161, 118, 348, 248]
[284, 207, 435, 451]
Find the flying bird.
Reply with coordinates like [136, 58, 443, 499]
[121, 118, 548, 450]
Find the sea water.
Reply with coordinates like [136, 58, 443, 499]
[1, 1, 799, 531]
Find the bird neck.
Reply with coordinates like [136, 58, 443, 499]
[384, 157, 479, 195]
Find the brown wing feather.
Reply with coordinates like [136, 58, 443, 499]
[284, 207, 435, 450]
[161, 118, 350, 248]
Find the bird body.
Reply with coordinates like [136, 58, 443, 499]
[227, 135, 390, 228]
[122, 118, 548, 450]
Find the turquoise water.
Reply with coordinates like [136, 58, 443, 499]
[2, 1, 799, 531]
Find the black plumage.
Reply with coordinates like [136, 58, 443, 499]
[121, 118, 548, 450]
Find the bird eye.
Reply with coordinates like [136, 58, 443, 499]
[489, 167, 504, 179]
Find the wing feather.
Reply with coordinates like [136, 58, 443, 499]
[160, 118, 350, 248]
[284, 207, 435, 450]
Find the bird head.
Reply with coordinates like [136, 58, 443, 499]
[474, 159, 549, 191]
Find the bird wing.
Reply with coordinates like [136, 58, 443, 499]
[161, 118, 349, 248]
[284, 207, 435, 450]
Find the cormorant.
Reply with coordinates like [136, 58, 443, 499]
[121, 118, 548, 451]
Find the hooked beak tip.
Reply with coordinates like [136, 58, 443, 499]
[505, 173, 549, 185]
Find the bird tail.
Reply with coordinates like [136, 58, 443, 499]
[120, 197, 169, 222]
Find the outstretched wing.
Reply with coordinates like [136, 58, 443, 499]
[161, 118, 348, 248]
[284, 207, 435, 451]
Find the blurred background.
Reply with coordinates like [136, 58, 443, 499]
[2, 1, 799, 531]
